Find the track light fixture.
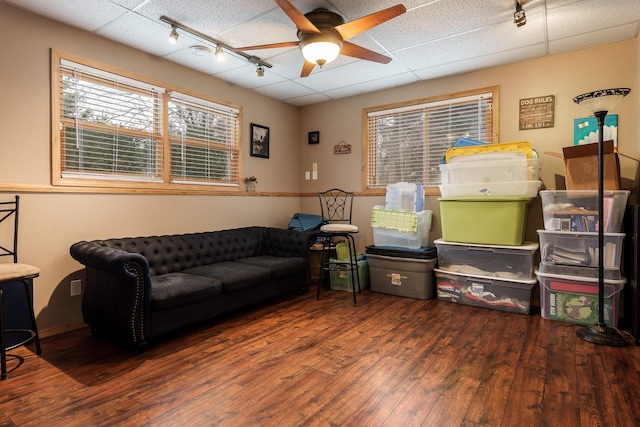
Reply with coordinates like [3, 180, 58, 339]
[168, 25, 179, 44]
[514, 1, 526, 27]
[215, 45, 225, 62]
[160, 15, 271, 77]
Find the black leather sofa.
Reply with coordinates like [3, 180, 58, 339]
[70, 226, 313, 349]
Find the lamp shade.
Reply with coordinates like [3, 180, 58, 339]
[573, 88, 631, 114]
[301, 41, 341, 66]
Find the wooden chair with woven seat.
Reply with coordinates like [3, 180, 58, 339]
[317, 189, 361, 304]
[0, 195, 41, 380]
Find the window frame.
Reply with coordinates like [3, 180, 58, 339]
[362, 86, 500, 196]
[51, 50, 243, 193]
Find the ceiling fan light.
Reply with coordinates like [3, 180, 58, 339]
[301, 41, 341, 67]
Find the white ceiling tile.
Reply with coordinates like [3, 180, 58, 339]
[365, 0, 523, 51]
[5, 0, 640, 105]
[322, 71, 419, 99]
[162, 45, 250, 75]
[282, 92, 333, 107]
[133, 0, 276, 36]
[413, 43, 548, 80]
[5, 0, 128, 31]
[253, 80, 317, 100]
[214, 63, 288, 89]
[108, 0, 151, 9]
[292, 58, 410, 93]
[547, 0, 640, 40]
[548, 22, 640, 55]
[393, 13, 546, 71]
[96, 13, 189, 56]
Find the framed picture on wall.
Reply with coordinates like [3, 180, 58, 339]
[308, 131, 319, 144]
[250, 123, 270, 158]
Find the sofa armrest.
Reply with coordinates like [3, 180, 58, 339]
[70, 241, 152, 348]
[264, 227, 314, 259]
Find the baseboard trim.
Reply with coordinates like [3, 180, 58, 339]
[39, 322, 88, 338]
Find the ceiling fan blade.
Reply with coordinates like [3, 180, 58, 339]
[341, 41, 392, 64]
[236, 41, 299, 50]
[334, 4, 406, 40]
[275, 0, 321, 33]
[300, 60, 315, 77]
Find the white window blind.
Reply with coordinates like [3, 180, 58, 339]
[168, 92, 240, 186]
[366, 91, 494, 188]
[58, 60, 164, 182]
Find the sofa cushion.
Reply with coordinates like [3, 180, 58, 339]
[236, 256, 308, 279]
[151, 273, 222, 311]
[183, 261, 271, 293]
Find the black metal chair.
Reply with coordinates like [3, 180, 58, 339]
[317, 189, 361, 304]
[0, 195, 41, 380]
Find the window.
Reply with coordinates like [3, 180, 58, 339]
[169, 92, 239, 186]
[52, 52, 241, 191]
[364, 87, 498, 189]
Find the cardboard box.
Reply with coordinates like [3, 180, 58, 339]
[563, 141, 620, 190]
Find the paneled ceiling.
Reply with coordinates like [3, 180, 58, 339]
[3, 0, 639, 106]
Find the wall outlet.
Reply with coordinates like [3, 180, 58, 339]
[70, 279, 82, 297]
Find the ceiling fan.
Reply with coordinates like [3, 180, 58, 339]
[237, 0, 406, 77]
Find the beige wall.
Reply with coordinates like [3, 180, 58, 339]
[299, 39, 639, 253]
[0, 2, 638, 334]
[0, 4, 302, 334]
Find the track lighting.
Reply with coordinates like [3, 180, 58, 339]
[514, 1, 526, 27]
[160, 15, 272, 77]
[215, 45, 225, 62]
[168, 25, 179, 43]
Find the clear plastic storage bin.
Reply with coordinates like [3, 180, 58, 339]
[445, 141, 535, 163]
[434, 238, 538, 280]
[329, 258, 369, 292]
[385, 182, 424, 212]
[537, 261, 623, 281]
[439, 153, 542, 185]
[371, 207, 432, 249]
[536, 269, 625, 327]
[537, 229, 624, 269]
[539, 190, 629, 233]
[439, 180, 541, 197]
[434, 268, 536, 314]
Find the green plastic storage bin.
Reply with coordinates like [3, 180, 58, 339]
[438, 197, 531, 246]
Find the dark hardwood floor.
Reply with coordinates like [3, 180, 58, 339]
[2, 285, 640, 426]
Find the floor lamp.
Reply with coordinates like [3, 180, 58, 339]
[573, 87, 631, 347]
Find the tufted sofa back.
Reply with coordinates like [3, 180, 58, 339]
[98, 227, 266, 277]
